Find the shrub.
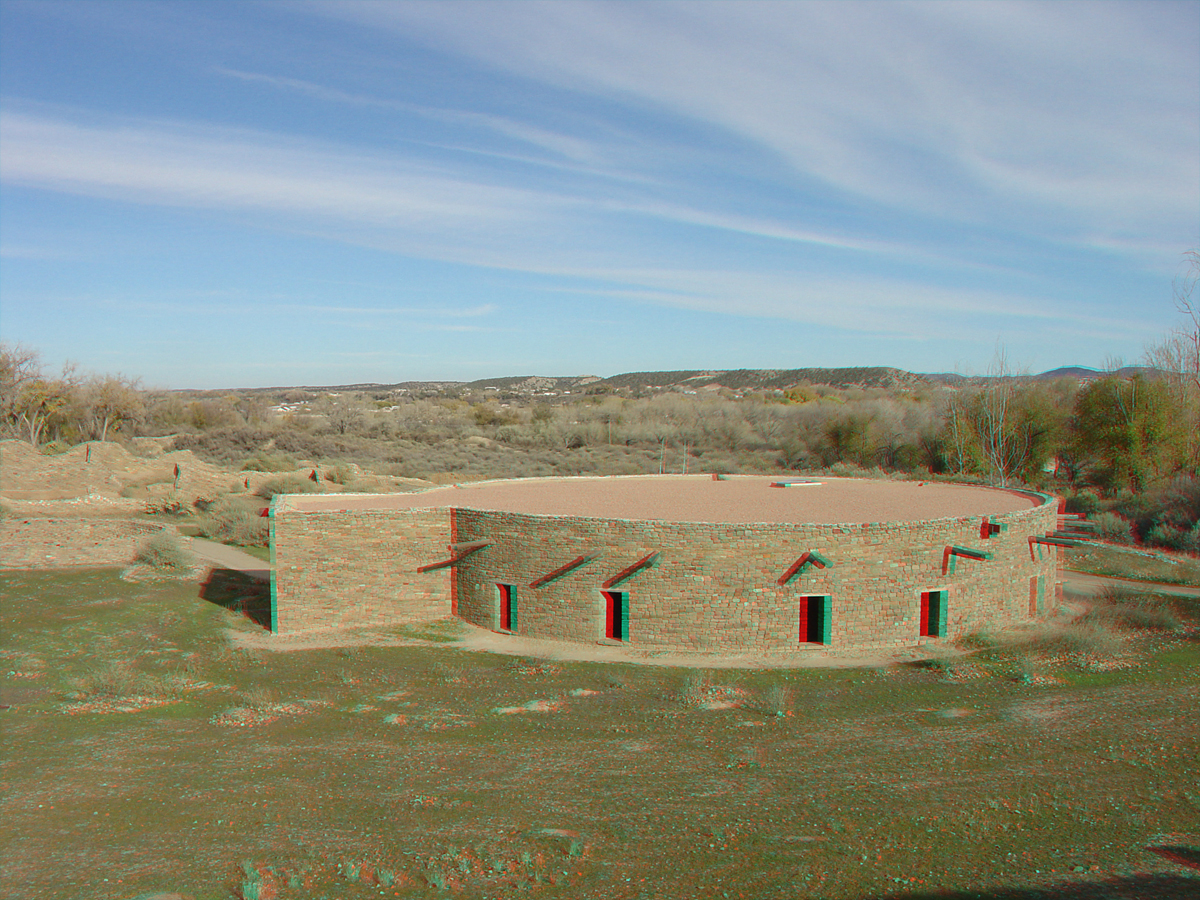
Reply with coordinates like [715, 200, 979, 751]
[677, 670, 713, 707]
[759, 682, 793, 716]
[171, 427, 271, 463]
[322, 463, 356, 485]
[254, 474, 322, 499]
[199, 496, 268, 546]
[241, 451, 297, 472]
[133, 531, 195, 572]
[1145, 523, 1189, 552]
[66, 661, 138, 699]
[65, 662, 184, 700]
[1186, 523, 1200, 555]
[1083, 588, 1181, 631]
[1064, 491, 1101, 517]
[1025, 621, 1121, 659]
[1092, 511, 1133, 543]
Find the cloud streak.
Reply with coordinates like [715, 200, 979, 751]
[1, 1, 1194, 385]
[315, 0, 1197, 249]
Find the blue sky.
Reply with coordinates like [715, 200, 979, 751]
[1, 0, 1197, 389]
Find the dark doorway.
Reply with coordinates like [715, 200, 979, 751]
[799, 595, 831, 644]
[497, 583, 516, 632]
[603, 590, 628, 641]
[920, 589, 947, 638]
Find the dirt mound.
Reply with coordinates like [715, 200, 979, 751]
[0, 439, 434, 518]
[0, 439, 245, 515]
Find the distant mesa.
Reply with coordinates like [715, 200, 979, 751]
[216, 365, 1161, 397]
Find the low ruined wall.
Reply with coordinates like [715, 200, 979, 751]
[451, 496, 1060, 651]
[0, 517, 167, 569]
[270, 505, 452, 633]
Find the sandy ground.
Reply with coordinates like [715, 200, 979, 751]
[0, 438, 252, 513]
[0, 438, 430, 518]
[225, 616, 969, 669]
[281, 474, 1040, 523]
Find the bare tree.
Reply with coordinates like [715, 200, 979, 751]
[79, 375, 144, 441]
[1146, 249, 1200, 468]
[0, 343, 42, 438]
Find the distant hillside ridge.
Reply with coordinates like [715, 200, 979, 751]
[173, 365, 1165, 397]
[462, 375, 601, 393]
[923, 366, 1159, 386]
[592, 367, 933, 393]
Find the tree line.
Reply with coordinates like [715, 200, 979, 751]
[3, 254, 1197, 506]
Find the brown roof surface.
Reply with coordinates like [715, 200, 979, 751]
[279, 475, 1041, 524]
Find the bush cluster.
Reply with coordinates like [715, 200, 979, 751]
[133, 531, 195, 572]
[198, 497, 268, 547]
[254, 475, 323, 499]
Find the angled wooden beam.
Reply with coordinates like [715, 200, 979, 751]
[448, 540, 491, 554]
[417, 540, 491, 573]
[529, 552, 598, 589]
[777, 550, 831, 586]
[948, 545, 992, 561]
[1027, 534, 1078, 561]
[603, 552, 660, 589]
[942, 545, 993, 576]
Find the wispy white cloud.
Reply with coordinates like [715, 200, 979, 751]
[535, 266, 1156, 343]
[297, 303, 497, 318]
[215, 66, 619, 171]
[312, 0, 1197, 251]
[0, 109, 552, 231]
[0, 104, 929, 271]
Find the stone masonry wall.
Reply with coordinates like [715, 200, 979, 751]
[271, 506, 452, 633]
[451, 497, 1059, 651]
[1, 517, 167, 569]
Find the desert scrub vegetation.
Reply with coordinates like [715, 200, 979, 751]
[254, 474, 323, 499]
[756, 681, 794, 717]
[63, 660, 186, 701]
[1081, 588, 1182, 632]
[240, 450, 297, 472]
[133, 531, 195, 572]
[676, 669, 713, 708]
[1091, 511, 1134, 543]
[198, 496, 268, 546]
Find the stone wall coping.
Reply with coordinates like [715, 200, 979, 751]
[275, 487, 1056, 534]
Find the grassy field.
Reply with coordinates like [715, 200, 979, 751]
[1, 570, 1198, 900]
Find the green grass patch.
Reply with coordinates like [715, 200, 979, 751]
[1062, 542, 1200, 585]
[2, 568, 1198, 900]
[233, 544, 272, 563]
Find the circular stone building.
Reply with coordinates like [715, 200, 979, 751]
[269, 475, 1062, 652]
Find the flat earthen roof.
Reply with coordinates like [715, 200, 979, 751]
[277, 475, 1042, 524]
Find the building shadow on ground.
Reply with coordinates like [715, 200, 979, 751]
[199, 566, 271, 630]
[867, 869, 1199, 900]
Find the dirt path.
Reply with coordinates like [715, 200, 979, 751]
[1061, 569, 1200, 597]
[186, 537, 270, 578]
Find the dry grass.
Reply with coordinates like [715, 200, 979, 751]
[4, 568, 1199, 900]
[197, 495, 268, 546]
[132, 531, 195, 572]
[1081, 587, 1183, 632]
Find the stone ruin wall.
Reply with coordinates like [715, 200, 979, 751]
[270, 506, 452, 633]
[451, 498, 1059, 651]
[270, 491, 1060, 649]
[1, 518, 167, 570]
